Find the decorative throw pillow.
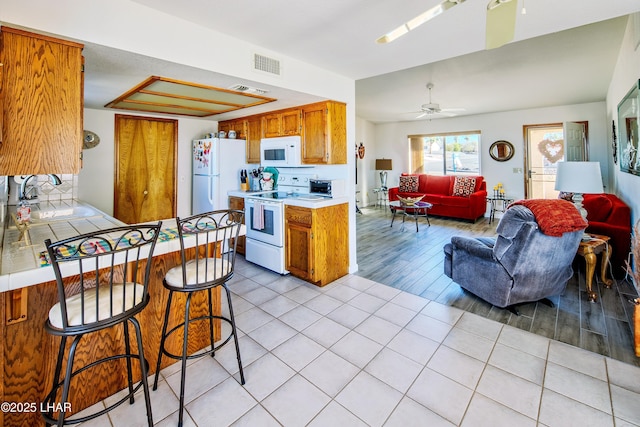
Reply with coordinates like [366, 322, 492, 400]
[399, 175, 419, 192]
[452, 176, 476, 197]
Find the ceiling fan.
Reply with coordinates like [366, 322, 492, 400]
[376, 0, 519, 50]
[414, 83, 464, 119]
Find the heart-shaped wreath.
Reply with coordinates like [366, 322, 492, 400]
[538, 139, 564, 163]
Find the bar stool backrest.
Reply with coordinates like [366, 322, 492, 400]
[174, 209, 244, 290]
[45, 223, 162, 334]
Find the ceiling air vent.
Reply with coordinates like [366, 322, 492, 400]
[228, 84, 269, 95]
[253, 53, 281, 75]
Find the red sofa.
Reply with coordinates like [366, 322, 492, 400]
[388, 174, 487, 222]
[583, 193, 631, 278]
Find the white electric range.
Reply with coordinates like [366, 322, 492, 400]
[244, 172, 322, 274]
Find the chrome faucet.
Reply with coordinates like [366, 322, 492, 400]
[19, 174, 62, 201]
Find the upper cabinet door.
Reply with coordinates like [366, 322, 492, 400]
[301, 104, 329, 164]
[261, 109, 301, 138]
[262, 113, 281, 138]
[280, 110, 301, 136]
[246, 116, 262, 164]
[0, 27, 84, 175]
[301, 101, 346, 165]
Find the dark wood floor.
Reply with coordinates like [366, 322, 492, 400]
[355, 204, 640, 367]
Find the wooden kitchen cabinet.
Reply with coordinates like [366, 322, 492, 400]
[285, 203, 349, 286]
[217, 121, 232, 136]
[219, 100, 345, 165]
[301, 101, 347, 165]
[228, 195, 246, 255]
[219, 116, 260, 163]
[262, 109, 301, 137]
[0, 27, 84, 175]
[262, 113, 281, 138]
[219, 119, 247, 139]
[245, 115, 262, 164]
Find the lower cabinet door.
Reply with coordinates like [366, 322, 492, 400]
[285, 222, 313, 280]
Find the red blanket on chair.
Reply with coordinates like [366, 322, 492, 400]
[511, 199, 588, 237]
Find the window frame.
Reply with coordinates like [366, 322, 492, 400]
[408, 130, 482, 176]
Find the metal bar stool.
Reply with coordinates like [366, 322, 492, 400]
[42, 223, 162, 427]
[152, 209, 245, 427]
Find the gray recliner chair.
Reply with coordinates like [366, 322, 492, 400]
[444, 203, 585, 312]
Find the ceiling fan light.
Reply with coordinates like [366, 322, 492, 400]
[406, 5, 444, 30]
[376, 25, 409, 44]
[376, 0, 466, 44]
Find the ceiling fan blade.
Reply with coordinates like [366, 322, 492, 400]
[415, 112, 428, 119]
[376, 0, 466, 44]
[486, 0, 517, 49]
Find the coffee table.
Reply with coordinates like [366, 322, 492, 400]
[576, 233, 613, 302]
[390, 200, 432, 232]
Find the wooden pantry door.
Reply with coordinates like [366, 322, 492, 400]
[114, 115, 177, 224]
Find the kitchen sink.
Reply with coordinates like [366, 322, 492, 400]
[31, 206, 98, 222]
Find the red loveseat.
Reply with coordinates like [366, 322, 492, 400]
[388, 174, 487, 222]
[583, 193, 631, 278]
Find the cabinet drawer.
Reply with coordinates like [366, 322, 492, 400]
[285, 206, 312, 225]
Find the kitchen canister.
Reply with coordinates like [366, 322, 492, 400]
[228, 130, 237, 139]
[218, 131, 226, 138]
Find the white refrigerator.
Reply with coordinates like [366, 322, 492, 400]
[192, 138, 246, 215]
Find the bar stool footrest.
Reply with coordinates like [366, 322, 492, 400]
[158, 314, 236, 362]
[41, 353, 150, 425]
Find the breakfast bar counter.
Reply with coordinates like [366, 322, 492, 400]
[0, 201, 234, 426]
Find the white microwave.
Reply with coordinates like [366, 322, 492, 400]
[260, 136, 307, 167]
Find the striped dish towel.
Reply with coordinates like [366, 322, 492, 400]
[253, 201, 265, 230]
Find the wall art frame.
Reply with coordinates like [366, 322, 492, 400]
[617, 79, 640, 176]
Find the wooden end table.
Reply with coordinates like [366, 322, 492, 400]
[576, 233, 613, 302]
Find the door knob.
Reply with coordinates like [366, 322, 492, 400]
[143, 190, 148, 195]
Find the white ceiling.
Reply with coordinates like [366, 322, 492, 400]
[83, 0, 640, 123]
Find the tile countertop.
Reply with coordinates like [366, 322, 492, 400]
[0, 201, 246, 293]
[228, 190, 349, 209]
[0, 200, 126, 292]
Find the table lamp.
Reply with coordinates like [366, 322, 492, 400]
[554, 161, 604, 220]
[376, 158, 393, 189]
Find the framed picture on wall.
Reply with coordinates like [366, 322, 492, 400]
[617, 80, 640, 176]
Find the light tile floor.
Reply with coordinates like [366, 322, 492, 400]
[79, 258, 640, 427]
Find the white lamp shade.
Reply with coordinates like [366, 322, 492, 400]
[554, 161, 604, 194]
